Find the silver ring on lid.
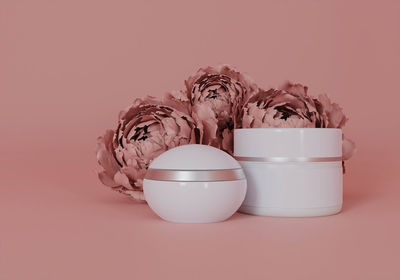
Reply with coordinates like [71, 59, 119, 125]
[235, 156, 342, 163]
[145, 168, 245, 182]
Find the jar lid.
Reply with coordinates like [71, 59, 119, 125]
[149, 144, 241, 170]
[234, 128, 342, 158]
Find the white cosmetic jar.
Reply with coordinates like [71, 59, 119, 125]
[143, 144, 247, 223]
[234, 128, 342, 217]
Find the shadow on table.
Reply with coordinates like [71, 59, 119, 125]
[341, 159, 387, 213]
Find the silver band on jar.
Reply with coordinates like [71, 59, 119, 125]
[234, 156, 342, 163]
[145, 168, 245, 182]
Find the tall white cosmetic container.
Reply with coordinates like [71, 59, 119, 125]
[234, 128, 343, 217]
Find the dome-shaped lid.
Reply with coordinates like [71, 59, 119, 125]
[149, 144, 241, 170]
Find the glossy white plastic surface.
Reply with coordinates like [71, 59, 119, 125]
[143, 144, 247, 223]
[234, 128, 343, 217]
[235, 128, 342, 158]
[144, 180, 247, 223]
[150, 144, 241, 170]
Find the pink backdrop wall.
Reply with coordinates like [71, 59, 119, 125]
[1, 0, 400, 279]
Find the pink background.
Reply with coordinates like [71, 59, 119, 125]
[1, 0, 400, 279]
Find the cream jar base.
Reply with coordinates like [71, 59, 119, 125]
[144, 179, 247, 223]
[239, 204, 342, 217]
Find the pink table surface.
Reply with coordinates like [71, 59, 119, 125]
[1, 0, 400, 279]
[1, 153, 400, 279]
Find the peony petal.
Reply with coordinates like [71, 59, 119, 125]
[342, 137, 356, 160]
[281, 82, 308, 97]
[98, 171, 118, 187]
[113, 171, 133, 190]
[161, 90, 191, 115]
[96, 130, 120, 184]
[125, 190, 146, 201]
[192, 103, 219, 146]
[221, 128, 233, 154]
[317, 94, 347, 128]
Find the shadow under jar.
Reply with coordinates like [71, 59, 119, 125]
[234, 128, 343, 217]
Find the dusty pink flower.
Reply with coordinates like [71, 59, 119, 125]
[242, 83, 355, 163]
[281, 83, 349, 129]
[242, 85, 324, 128]
[96, 98, 200, 201]
[185, 65, 258, 154]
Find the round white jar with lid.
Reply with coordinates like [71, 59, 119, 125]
[143, 144, 247, 223]
[234, 128, 343, 217]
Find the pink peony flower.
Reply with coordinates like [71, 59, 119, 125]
[96, 98, 200, 201]
[242, 87, 322, 128]
[185, 65, 258, 154]
[242, 82, 355, 162]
